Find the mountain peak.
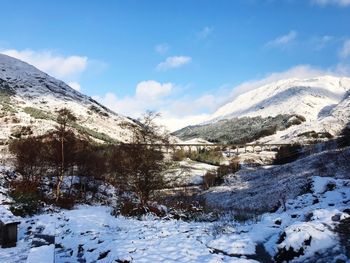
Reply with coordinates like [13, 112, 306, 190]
[0, 53, 86, 102]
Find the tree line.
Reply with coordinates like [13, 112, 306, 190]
[9, 108, 171, 215]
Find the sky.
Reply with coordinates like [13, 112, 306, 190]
[0, 0, 350, 131]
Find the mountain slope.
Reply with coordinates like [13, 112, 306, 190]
[173, 114, 306, 144]
[0, 54, 135, 143]
[175, 76, 350, 144]
[209, 76, 350, 122]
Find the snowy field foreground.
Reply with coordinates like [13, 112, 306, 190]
[0, 176, 349, 263]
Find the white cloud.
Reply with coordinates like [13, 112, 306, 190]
[339, 39, 350, 59]
[266, 30, 297, 48]
[197, 26, 214, 39]
[156, 113, 210, 132]
[68, 82, 81, 91]
[0, 48, 88, 81]
[156, 56, 192, 71]
[311, 0, 350, 6]
[93, 80, 175, 118]
[136, 80, 173, 100]
[166, 94, 220, 116]
[155, 43, 170, 54]
[93, 80, 226, 131]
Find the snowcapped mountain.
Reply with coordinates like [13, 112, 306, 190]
[0, 54, 135, 143]
[175, 76, 350, 144]
[209, 76, 350, 122]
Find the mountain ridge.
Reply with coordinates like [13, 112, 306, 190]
[175, 75, 350, 144]
[207, 75, 350, 123]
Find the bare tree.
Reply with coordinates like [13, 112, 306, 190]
[111, 111, 170, 205]
[9, 136, 48, 184]
[74, 142, 108, 200]
[123, 111, 169, 144]
[55, 108, 77, 200]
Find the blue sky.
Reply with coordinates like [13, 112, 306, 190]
[1, 0, 350, 130]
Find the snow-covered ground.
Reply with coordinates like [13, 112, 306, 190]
[0, 174, 349, 263]
[205, 147, 350, 213]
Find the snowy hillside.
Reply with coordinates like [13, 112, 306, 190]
[0, 54, 135, 143]
[209, 76, 350, 122]
[175, 76, 350, 144]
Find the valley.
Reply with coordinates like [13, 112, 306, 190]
[0, 41, 350, 263]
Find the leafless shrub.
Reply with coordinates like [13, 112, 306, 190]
[172, 149, 187, 161]
[203, 172, 217, 190]
[274, 144, 302, 165]
[9, 137, 49, 183]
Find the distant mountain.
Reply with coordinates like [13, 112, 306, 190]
[209, 76, 350, 122]
[174, 76, 350, 144]
[0, 54, 136, 143]
[173, 114, 307, 144]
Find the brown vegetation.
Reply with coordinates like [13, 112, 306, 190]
[274, 144, 302, 165]
[9, 109, 172, 214]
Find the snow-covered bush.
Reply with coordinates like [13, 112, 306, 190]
[335, 217, 350, 258]
[159, 193, 216, 221]
[274, 222, 337, 262]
